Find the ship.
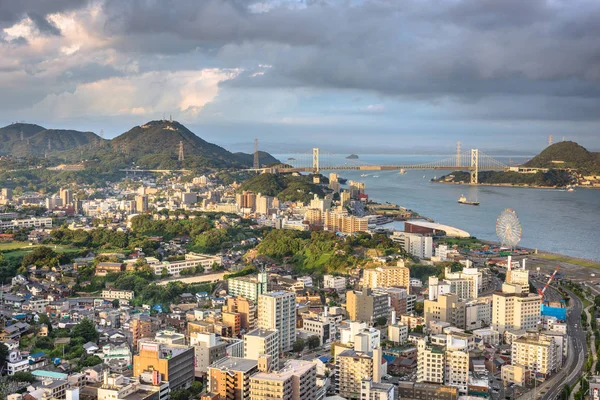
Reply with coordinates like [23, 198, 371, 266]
[458, 194, 480, 206]
[399, 169, 406, 174]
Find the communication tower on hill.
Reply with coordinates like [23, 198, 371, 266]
[253, 138, 260, 169]
[548, 134, 553, 146]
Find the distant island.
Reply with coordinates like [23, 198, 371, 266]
[434, 141, 600, 188]
[346, 154, 359, 159]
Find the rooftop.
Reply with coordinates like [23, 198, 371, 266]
[209, 356, 258, 373]
[245, 328, 277, 339]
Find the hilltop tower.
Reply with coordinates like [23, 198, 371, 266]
[253, 138, 260, 169]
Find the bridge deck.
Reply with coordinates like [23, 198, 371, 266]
[267, 165, 506, 173]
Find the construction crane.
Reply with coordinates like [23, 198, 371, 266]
[537, 265, 560, 298]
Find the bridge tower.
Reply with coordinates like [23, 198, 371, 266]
[253, 138, 260, 169]
[470, 149, 479, 184]
[178, 140, 185, 162]
[313, 148, 320, 173]
[456, 142, 461, 167]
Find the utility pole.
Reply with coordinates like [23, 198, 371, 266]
[253, 138, 260, 169]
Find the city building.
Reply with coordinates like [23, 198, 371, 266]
[396, 382, 458, 400]
[336, 348, 385, 400]
[363, 265, 411, 290]
[249, 360, 317, 400]
[0, 217, 53, 231]
[150, 253, 222, 277]
[424, 293, 467, 330]
[492, 284, 542, 332]
[133, 339, 194, 391]
[340, 321, 381, 352]
[136, 195, 149, 212]
[225, 296, 257, 332]
[207, 357, 259, 400]
[323, 275, 347, 291]
[189, 332, 227, 378]
[130, 316, 154, 348]
[101, 289, 134, 300]
[323, 211, 369, 234]
[244, 329, 279, 363]
[257, 291, 296, 353]
[228, 272, 268, 301]
[511, 332, 561, 377]
[391, 232, 433, 259]
[346, 289, 390, 323]
[361, 378, 396, 400]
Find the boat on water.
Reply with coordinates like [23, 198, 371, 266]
[373, 175, 379, 178]
[458, 194, 480, 206]
[399, 169, 406, 174]
[567, 185, 575, 192]
[361, 173, 368, 177]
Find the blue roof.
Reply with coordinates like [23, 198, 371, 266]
[382, 354, 395, 364]
[31, 370, 68, 380]
[318, 356, 331, 363]
[29, 352, 45, 358]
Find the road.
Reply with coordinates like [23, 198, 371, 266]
[517, 285, 586, 400]
[156, 271, 225, 285]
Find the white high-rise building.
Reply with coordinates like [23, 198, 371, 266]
[492, 284, 541, 332]
[258, 291, 296, 353]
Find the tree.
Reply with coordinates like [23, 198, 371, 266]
[8, 371, 35, 383]
[81, 355, 103, 367]
[412, 325, 424, 334]
[375, 316, 387, 327]
[72, 319, 98, 342]
[307, 336, 321, 350]
[112, 299, 120, 308]
[414, 302, 424, 315]
[161, 267, 170, 278]
[22, 246, 59, 267]
[292, 339, 306, 353]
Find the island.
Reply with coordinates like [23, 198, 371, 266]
[434, 141, 600, 188]
[346, 154, 359, 159]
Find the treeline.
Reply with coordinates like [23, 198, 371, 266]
[239, 173, 326, 203]
[438, 170, 573, 186]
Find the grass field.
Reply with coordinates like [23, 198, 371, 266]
[0, 243, 81, 261]
[0, 241, 31, 251]
[537, 253, 600, 269]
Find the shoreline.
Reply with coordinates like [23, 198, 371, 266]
[433, 180, 600, 190]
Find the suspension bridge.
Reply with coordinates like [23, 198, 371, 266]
[250, 147, 509, 184]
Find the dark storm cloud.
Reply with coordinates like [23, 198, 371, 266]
[99, 0, 600, 110]
[58, 63, 125, 84]
[0, 0, 90, 27]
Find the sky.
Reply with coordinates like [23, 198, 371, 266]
[0, 0, 599, 155]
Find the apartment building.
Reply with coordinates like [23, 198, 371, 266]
[417, 340, 445, 384]
[363, 265, 410, 290]
[149, 253, 222, 277]
[511, 333, 561, 377]
[225, 296, 257, 332]
[361, 378, 397, 400]
[323, 211, 369, 233]
[249, 360, 317, 400]
[189, 332, 227, 378]
[424, 293, 467, 330]
[228, 272, 268, 301]
[257, 291, 296, 353]
[417, 339, 470, 394]
[207, 357, 259, 400]
[390, 231, 433, 259]
[492, 284, 542, 332]
[336, 348, 385, 400]
[101, 289, 135, 300]
[130, 316, 154, 348]
[0, 217, 53, 231]
[346, 289, 390, 324]
[133, 340, 194, 391]
[323, 275, 347, 291]
[244, 329, 279, 363]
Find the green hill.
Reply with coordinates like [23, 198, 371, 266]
[0, 123, 103, 157]
[239, 173, 325, 202]
[524, 141, 600, 173]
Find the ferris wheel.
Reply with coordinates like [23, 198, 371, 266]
[496, 208, 522, 249]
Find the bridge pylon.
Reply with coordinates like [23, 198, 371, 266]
[313, 148, 320, 174]
[470, 149, 479, 184]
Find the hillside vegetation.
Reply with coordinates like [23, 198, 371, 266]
[239, 173, 325, 202]
[524, 141, 600, 173]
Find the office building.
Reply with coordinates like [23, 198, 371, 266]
[506, 268, 530, 293]
[181, 191, 197, 206]
[336, 348, 385, 400]
[417, 339, 470, 394]
[244, 329, 279, 364]
[189, 332, 227, 378]
[346, 289, 390, 324]
[60, 188, 73, 206]
[130, 316, 153, 348]
[249, 360, 317, 400]
[228, 272, 268, 301]
[363, 265, 411, 291]
[207, 357, 259, 400]
[257, 291, 296, 353]
[236, 191, 257, 211]
[155, 330, 186, 345]
[492, 284, 541, 332]
[381, 287, 414, 315]
[340, 321, 381, 352]
[133, 340, 194, 391]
